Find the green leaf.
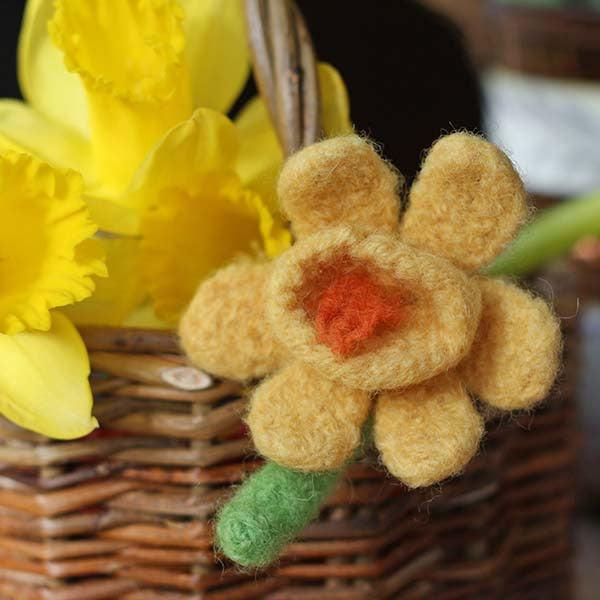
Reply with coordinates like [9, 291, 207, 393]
[487, 192, 600, 277]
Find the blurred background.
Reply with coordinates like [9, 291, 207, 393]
[0, 0, 598, 597]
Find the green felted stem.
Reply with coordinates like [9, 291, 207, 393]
[216, 462, 340, 568]
[487, 192, 600, 277]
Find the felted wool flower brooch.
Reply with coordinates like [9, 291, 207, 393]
[180, 133, 561, 488]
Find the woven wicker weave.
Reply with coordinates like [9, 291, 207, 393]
[0, 321, 577, 599]
[0, 1, 578, 598]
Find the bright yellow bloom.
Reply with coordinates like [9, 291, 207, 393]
[0, 151, 103, 438]
[1, 0, 351, 327]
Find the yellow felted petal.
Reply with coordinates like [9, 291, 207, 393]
[64, 236, 146, 327]
[460, 277, 561, 410]
[180, 261, 286, 381]
[49, 0, 193, 193]
[179, 0, 249, 113]
[247, 361, 371, 471]
[0, 312, 98, 439]
[18, 0, 90, 137]
[277, 136, 402, 239]
[0, 152, 106, 335]
[132, 109, 279, 322]
[401, 133, 528, 271]
[0, 100, 92, 177]
[375, 373, 484, 488]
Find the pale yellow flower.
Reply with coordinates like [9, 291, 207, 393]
[0, 0, 351, 326]
[0, 150, 104, 438]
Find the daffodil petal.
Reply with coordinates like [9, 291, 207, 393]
[320, 63, 352, 137]
[128, 108, 239, 211]
[18, 0, 90, 137]
[0, 99, 93, 176]
[0, 312, 98, 439]
[85, 193, 140, 236]
[235, 95, 283, 213]
[180, 0, 249, 113]
[251, 194, 292, 258]
[233, 100, 292, 256]
[64, 237, 146, 327]
[85, 93, 193, 194]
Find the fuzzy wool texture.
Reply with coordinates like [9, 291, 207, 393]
[315, 271, 407, 356]
[216, 462, 340, 568]
[247, 361, 371, 471]
[278, 135, 401, 239]
[401, 133, 528, 271]
[267, 227, 482, 391]
[178, 260, 286, 381]
[375, 373, 484, 488]
[181, 133, 561, 496]
[460, 277, 561, 410]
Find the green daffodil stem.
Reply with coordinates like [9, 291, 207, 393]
[216, 462, 340, 568]
[487, 192, 600, 277]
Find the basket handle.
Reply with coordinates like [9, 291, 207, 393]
[243, 0, 322, 156]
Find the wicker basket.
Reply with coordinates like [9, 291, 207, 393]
[0, 1, 578, 598]
[0, 325, 577, 599]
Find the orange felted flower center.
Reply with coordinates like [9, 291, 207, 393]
[315, 272, 407, 356]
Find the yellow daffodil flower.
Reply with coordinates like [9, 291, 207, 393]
[0, 150, 104, 438]
[0, 0, 351, 327]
